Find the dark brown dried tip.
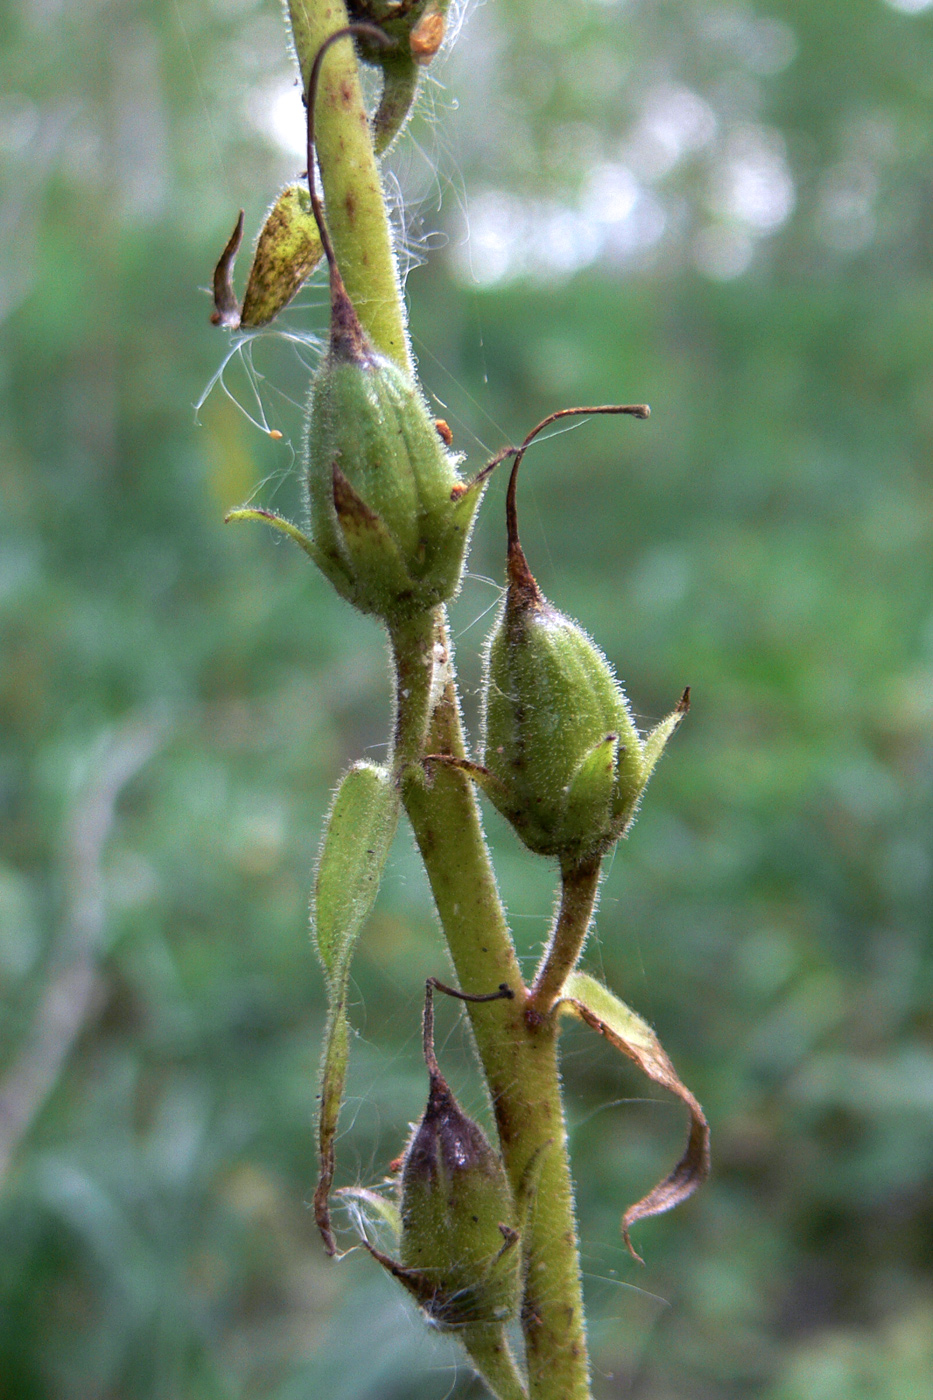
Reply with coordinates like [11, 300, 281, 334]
[306, 24, 393, 362]
[621, 1108, 710, 1264]
[407, 979, 515, 1198]
[676, 686, 691, 714]
[567, 984, 710, 1265]
[210, 211, 244, 329]
[423, 977, 513, 1079]
[505, 403, 651, 602]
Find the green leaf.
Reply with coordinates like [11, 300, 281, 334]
[312, 763, 400, 1253]
[560, 970, 709, 1262]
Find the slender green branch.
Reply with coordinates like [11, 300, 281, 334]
[287, 0, 411, 369]
[463, 1326, 529, 1400]
[393, 608, 593, 1400]
[527, 856, 603, 1023]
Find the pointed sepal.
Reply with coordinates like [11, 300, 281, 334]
[331, 464, 418, 602]
[642, 687, 690, 781]
[564, 734, 618, 845]
[224, 506, 352, 595]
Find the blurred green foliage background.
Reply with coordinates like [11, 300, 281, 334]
[2, 0, 933, 1396]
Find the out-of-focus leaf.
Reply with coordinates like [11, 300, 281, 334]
[336, 1185, 402, 1240]
[312, 762, 399, 1253]
[560, 971, 709, 1262]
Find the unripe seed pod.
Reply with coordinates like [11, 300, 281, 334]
[479, 407, 688, 862]
[364, 980, 520, 1331]
[305, 333, 480, 622]
[398, 1064, 519, 1328]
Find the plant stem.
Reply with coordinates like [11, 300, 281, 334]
[394, 609, 593, 1400]
[293, 10, 594, 1392]
[388, 610, 438, 772]
[463, 1327, 529, 1400]
[526, 856, 602, 1022]
[287, 0, 411, 371]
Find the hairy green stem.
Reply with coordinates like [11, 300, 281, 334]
[463, 1327, 529, 1400]
[527, 857, 602, 1022]
[394, 609, 592, 1400]
[388, 611, 437, 771]
[287, 0, 411, 370]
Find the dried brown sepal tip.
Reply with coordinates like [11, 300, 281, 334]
[364, 979, 520, 1330]
[210, 211, 244, 329]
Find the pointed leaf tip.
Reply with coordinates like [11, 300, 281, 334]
[621, 1109, 710, 1262]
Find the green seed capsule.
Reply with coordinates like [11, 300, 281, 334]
[304, 325, 482, 623]
[478, 407, 688, 862]
[364, 980, 520, 1331]
[398, 1062, 519, 1329]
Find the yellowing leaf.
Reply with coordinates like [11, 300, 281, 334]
[240, 186, 324, 328]
[560, 970, 709, 1262]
